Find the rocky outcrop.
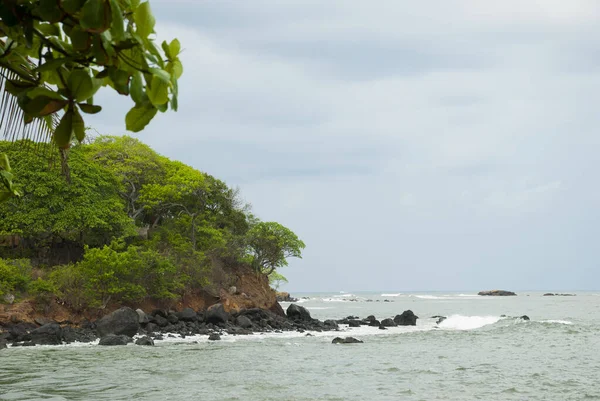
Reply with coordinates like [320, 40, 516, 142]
[0, 339, 7, 350]
[380, 318, 397, 327]
[394, 310, 418, 326]
[176, 308, 197, 322]
[95, 307, 140, 337]
[286, 304, 312, 322]
[543, 293, 575, 296]
[332, 337, 363, 344]
[276, 292, 298, 302]
[30, 323, 62, 345]
[205, 304, 229, 325]
[478, 290, 517, 296]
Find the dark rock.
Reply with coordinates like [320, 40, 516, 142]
[380, 318, 397, 327]
[145, 322, 159, 333]
[208, 333, 221, 341]
[154, 315, 169, 327]
[8, 322, 36, 341]
[30, 323, 62, 345]
[394, 310, 419, 326]
[436, 316, 447, 325]
[236, 315, 253, 329]
[543, 293, 555, 296]
[99, 334, 131, 346]
[96, 307, 140, 337]
[332, 337, 363, 344]
[324, 320, 339, 329]
[135, 336, 155, 346]
[378, 325, 387, 330]
[276, 292, 298, 302]
[368, 319, 381, 327]
[13, 341, 35, 347]
[136, 309, 150, 324]
[286, 304, 312, 322]
[176, 308, 197, 322]
[346, 315, 359, 320]
[478, 290, 517, 296]
[167, 313, 179, 324]
[151, 309, 168, 318]
[0, 339, 6, 350]
[61, 327, 96, 344]
[366, 315, 376, 322]
[348, 320, 361, 327]
[520, 315, 530, 321]
[205, 304, 229, 325]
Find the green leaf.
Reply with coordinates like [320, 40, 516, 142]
[78, 103, 102, 114]
[60, 0, 86, 14]
[0, 154, 11, 171]
[35, 57, 71, 73]
[22, 96, 68, 117]
[68, 70, 96, 102]
[108, 68, 131, 95]
[130, 72, 145, 104]
[169, 39, 181, 57]
[37, 23, 61, 36]
[80, 0, 112, 33]
[125, 103, 157, 132]
[149, 68, 170, 84]
[129, 0, 141, 9]
[5, 81, 37, 96]
[109, 0, 125, 41]
[33, 0, 64, 23]
[73, 107, 86, 142]
[166, 59, 183, 79]
[170, 77, 178, 112]
[54, 109, 74, 148]
[134, 1, 155, 38]
[68, 25, 92, 51]
[147, 75, 168, 106]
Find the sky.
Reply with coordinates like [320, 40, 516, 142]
[88, 0, 600, 292]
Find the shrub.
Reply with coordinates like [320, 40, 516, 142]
[0, 258, 31, 301]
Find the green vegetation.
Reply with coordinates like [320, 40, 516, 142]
[0, 137, 304, 309]
[1, 0, 182, 198]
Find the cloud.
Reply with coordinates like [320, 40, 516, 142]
[88, 0, 600, 291]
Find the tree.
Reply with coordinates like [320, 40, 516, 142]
[246, 222, 305, 275]
[0, 0, 183, 200]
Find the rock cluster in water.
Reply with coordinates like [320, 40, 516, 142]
[543, 293, 576, 296]
[478, 290, 517, 296]
[0, 304, 421, 348]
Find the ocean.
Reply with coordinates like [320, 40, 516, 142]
[1, 291, 599, 400]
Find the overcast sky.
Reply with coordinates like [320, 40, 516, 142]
[89, 0, 600, 292]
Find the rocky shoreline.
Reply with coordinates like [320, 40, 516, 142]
[0, 303, 419, 349]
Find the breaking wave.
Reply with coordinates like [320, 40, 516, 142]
[437, 315, 503, 330]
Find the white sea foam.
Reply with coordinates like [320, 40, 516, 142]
[542, 320, 573, 325]
[437, 315, 502, 330]
[381, 293, 402, 297]
[413, 295, 445, 300]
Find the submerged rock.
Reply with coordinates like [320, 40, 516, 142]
[520, 315, 530, 321]
[436, 316, 447, 325]
[478, 290, 517, 296]
[135, 336, 155, 346]
[96, 307, 140, 337]
[394, 310, 419, 326]
[99, 334, 132, 346]
[332, 337, 363, 344]
[208, 333, 221, 341]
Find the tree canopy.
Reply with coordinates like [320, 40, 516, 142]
[0, 137, 304, 309]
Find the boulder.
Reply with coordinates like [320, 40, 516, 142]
[332, 337, 363, 344]
[135, 336, 155, 346]
[176, 308, 197, 322]
[394, 310, 418, 326]
[348, 320, 361, 328]
[236, 315, 253, 329]
[0, 339, 7, 350]
[30, 323, 62, 345]
[205, 304, 229, 325]
[324, 320, 339, 329]
[368, 319, 381, 327]
[380, 318, 397, 327]
[99, 334, 132, 346]
[286, 304, 312, 322]
[166, 313, 179, 324]
[208, 333, 221, 341]
[136, 309, 150, 324]
[96, 307, 140, 337]
[478, 290, 517, 296]
[34, 317, 56, 326]
[154, 315, 169, 327]
[520, 315, 530, 321]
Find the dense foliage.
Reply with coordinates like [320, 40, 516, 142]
[0, 137, 304, 309]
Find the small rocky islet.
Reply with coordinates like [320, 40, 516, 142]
[0, 303, 419, 348]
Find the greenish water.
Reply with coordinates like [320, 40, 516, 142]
[2, 292, 600, 400]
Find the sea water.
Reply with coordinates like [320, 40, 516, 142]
[1, 291, 599, 400]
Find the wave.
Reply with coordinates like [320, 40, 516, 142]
[437, 315, 502, 330]
[381, 293, 402, 297]
[413, 295, 445, 300]
[541, 320, 573, 325]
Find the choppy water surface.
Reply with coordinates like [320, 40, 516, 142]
[2, 292, 600, 400]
